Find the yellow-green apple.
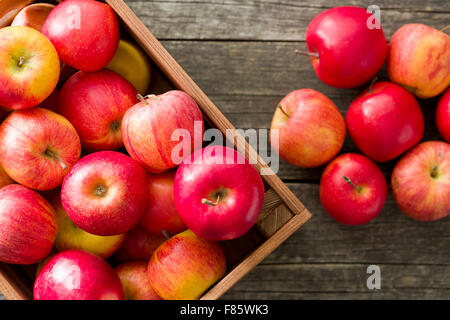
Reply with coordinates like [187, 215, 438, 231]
[114, 225, 166, 263]
[116, 262, 161, 300]
[122, 90, 204, 173]
[141, 170, 187, 236]
[59, 70, 139, 151]
[61, 151, 148, 236]
[148, 230, 226, 300]
[346, 82, 424, 162]
[42, 0, 119, 72]
[436, 88, 450, 143]
[0, 164, 13, 189]
[52, 194, 126, 259]
[11, 3, 55, 32]
[303, 6, 387, 88]
[0, 108, 81, 190]
[0, 26, 60, 110]
[33, 249, 125, 300]
[270, 89, 345, 168]
[387, 24, 450, 98]
[391, 141, 450, 221]
[0, 184, 57, 264]
[106, 39, 152, 94]
[174, 146, 264, 241]
[320, 153, 388, 225]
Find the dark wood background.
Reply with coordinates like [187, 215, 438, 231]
[1, 0, 449, 300]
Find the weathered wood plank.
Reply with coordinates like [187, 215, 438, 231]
[126, 0, 450, 41]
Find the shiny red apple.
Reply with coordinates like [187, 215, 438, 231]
[116, 261, 162, 300]
[114, 225, 166, 263]
[304, 6, 387, 88]
[346, 81, 424, 162]
[0, 108, 81, 190]
[122, 90, 204, 173]
[33, 249, 124, 300]
[42, 0, 119, 72]
[174, 146, 265, 241]
[320, 153, 388, 225]
[61, 151, 148, 236]
[59, 70, 139, 151]
[0, 184, 57, 264]
[141, 170, 187, 236]
[436, 88, 450, 143]
[391, 141, 450, 221]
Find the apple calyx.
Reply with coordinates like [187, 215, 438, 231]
[295, 50, 319, 59]
[43, 147, 67, 170]
[342, 175, 362, 193]
[110, 120, 120, 132]
[93, 184, 108, 197]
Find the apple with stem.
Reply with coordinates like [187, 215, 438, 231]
[300, 6, 387, 88]
[0, 26, 60, 110]
[0, 108, 81, 191]
[61, 151, 148, 236]
[116, 262, 162, 300]
[320, 153, 388, 225]
[0, 184, 57, 264]
[436, 88, 450, 143]
[34, 250, 124, 300]
[391, 141, 450, 221]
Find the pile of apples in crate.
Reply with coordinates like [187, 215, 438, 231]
[271, 7, 449, 225]
[0, 0, 266, 300]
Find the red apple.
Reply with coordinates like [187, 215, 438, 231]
[61, 151, 148, 236]
[148, 230, 226, 300]
[391, 141, 450, 221]
[52, 194, 126, 259]
[320, 153, 388, 225]
[33, 249, 124, 300]
[0, 26, 60, 110]
[122, 90, 204, 173]
[387, 24, 450, 99]
[436, 88, 450, 143]
[42, 0, 119, 72]
[116, 262, 161, 300]
[346, 82, 424, 162]
[0, 184, 57, 264]
[141, 170, 187, 236]
[0, 164, 13, 189]
[0, 108, 81, 190]
[114, 225, 166, 263]
[11, 3, 55, 32]
[59, 70, 139, 151]
[174, 146, 264, 241]
[270, 89, 345, 168]
[304, 6, 387, 88]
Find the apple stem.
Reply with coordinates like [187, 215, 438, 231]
[342, 175, 362, 193]
[431, 165, 438, 178]
[440, 25, 450, 32]
[277, 105, 289, 118]
[201, 194, 221, 206]
[161, 229, 170, 240]
[136, 93, 159, 104]
[295, 50, 319, 59]
[44, 148, 67, 170]
[17, 56, 25, 67]
[369, 76, 378, 93]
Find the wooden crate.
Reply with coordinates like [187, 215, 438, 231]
[0, 0, 312, 300]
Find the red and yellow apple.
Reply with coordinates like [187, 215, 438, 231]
[391, 141, 450, 221]
[0, 108, 81, 191]
[34, 250, 125, 300]
[114, 225, 166, 263]
[11, 3, 55, 32]
[42, 0, 119, 72]
[320, 153, 388, 225]
[148, 230, 226, 300]
[61, 151, 148, 236]
[59, 70, 139, 151]
[0, 184, 57, 264]
[106, 39, 152, 94]
[0, 26, 60, 110]
[122, 90, 204, 173]
[116, 262, 161, 300]
[436, 88, 450, 143]
[387, 23, 450, 98]
[346, 82, 424, 162]
[270, 89, 345, 168]
[52, 194, 126, 259]
[141, 170, 187, 236]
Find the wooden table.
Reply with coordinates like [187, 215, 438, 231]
[1, 0, 449, 300]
